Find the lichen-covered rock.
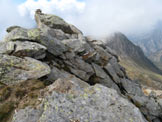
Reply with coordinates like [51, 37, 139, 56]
[35, 9, 82, 35]
[31, 27, 68, 56]
[0, 54, 51, 85]
[47, 66, 90, 88]
[104, 63, 121, 84]
[92, 63, 107, 79]
[65, 58, 94, 81]
[62, 39, 87, 53]
[122, 79, 143, 96]
[12, 83, 147, 122]
[4, 27, 29, 42]
[4, 26, 68, 56]
[6, 26, 22, 33]
[0, 42, 10, 54]
[131, 95, 162, 121]
[83, 45, 112, 66]
[0, 41, 47, 59]
[48, 77, 89, 94]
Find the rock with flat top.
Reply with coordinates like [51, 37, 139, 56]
[0, 41, 46, 59]
[0, 54, 51, 85]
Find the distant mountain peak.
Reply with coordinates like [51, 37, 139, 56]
[105, 32, 162, 75]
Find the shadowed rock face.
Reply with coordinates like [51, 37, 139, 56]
[0, 10, 162, 122]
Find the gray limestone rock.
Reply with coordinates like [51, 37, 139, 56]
[12, 84, 147, 122]
[0, 54, 51, 85]
[0, 41, 47, 59]
[35, 10, 82, 35]
[92, 63, 107, 79]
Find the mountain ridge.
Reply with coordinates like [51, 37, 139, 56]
[105, 32, 162, 75]
[129, 21, 162, 56]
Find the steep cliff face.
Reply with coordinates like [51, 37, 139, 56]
[149, 50, 162, 70]
[106, 32, 162, 75]
[0, 10, 162, 122]
[129, 22, 162, 71]
[105, 32, 162, 90]
[129, 21, 162, 56]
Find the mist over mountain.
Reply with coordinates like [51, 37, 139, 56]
[129, 21, 162, 56]
[105, 32, 162, 75]
[129, 21, 162, 70]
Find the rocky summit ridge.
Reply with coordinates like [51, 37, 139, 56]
[0, 10, 162, 122]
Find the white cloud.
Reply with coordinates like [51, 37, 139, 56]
[0, 0, 34, 40]
[1, 0, 162, 40]
[18, 0, 162, 38]
[75, 0, 162, 37]
[18, 0, 85, 19]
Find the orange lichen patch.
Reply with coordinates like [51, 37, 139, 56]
[70, 119, 80, 122]
[142, 88, 152, 96]
[142, 87, 162, 97]
[82, 52, 96, 60]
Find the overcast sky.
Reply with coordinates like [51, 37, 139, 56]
[1, 0, 162, 39]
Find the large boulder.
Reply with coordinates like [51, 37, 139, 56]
[62, 39, 87, 53]
[4, 26, 68, 56]
[0, 54, 51, 85]
[0, 41, 46, 59]
[12, 81, 147, 122]
[6, 26, 22, 33]
[35, 9, 82, 35]
[65, 58, 95, 81]
[46, 66, 90, 89]
[130, 95, 162, 121]
[4, 27, 29, 42]
[28, 27, 68, 56]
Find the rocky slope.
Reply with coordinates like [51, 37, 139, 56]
[148, 50, 162, 70]
[105, 32, 162, 89]
[129, 21, 162, 70]
[106, 32, 162, 74]
[129, 21, 162, 56]
[0, 10, 162, 122]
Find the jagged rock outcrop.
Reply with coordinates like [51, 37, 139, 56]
[0, 54, 50, 85]
[0, 10, 162, 122]
[35, 9, 82, 34]
[0, 41, 46, 59]
[12, 80, 147, 122]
